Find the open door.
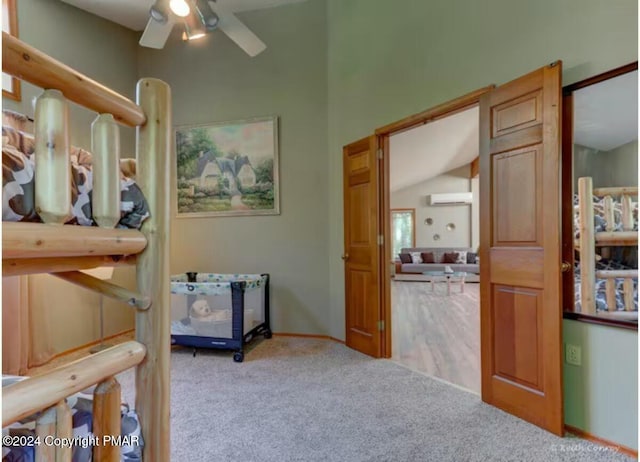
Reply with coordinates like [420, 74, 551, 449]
[343, 136, 382, 358]
[479, 63, 563, 435]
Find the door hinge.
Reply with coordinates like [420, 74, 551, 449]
[377, 234, 384, 246]
[377, 148, 383, 160]
[377, 320, 385, 331]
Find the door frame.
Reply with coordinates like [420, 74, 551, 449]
[374, 86, 495, 358]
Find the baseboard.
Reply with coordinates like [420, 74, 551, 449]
[565, 424, 638, 458]
[273, 332, 345, 344]
[50, 329, 135, 361]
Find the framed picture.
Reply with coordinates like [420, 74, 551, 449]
[2, 0, 21, 101]
[175, 116, 280, 217]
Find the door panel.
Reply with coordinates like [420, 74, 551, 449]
[493, 147, 541, 245]
[480, 63, 563, 435]
[492, 90, 543, 137]
[493, 286, 542, 389]
[343, 136, 382, 358]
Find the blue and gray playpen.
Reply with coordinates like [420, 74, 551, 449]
[170, 273, 271, 362]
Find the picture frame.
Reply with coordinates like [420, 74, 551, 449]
[2, 0, 21, 101]
[175, 116, 280, 217]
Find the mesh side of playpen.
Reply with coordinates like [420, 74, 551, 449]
[170, 273, 267, 339]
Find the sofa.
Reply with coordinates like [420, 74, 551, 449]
[395, 247, 480, 276]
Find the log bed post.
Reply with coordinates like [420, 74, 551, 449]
[578, 177, 596, 315]
[93, 377, 122, 462]
[623, 278, 634, 311]
[55, 400, 72, 462]
[621, 194, 634, 231]
[601, 195, 614, 260]
[35, 407, 56, 462]
[135, 78, 171, 462]
[34, 89, 72, 224]
[605, 279, 616, 312]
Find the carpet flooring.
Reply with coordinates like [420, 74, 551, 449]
[118, 337, 634, 462]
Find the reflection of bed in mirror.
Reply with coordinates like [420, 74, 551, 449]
[567, 64, 638, 323]
[574, 177, 637, 319]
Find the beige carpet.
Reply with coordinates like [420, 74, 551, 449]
[112, 337, 632, 462]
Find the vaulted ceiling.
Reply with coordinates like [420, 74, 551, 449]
[58, 0, 308, 31]
[390, 106, 478, 192]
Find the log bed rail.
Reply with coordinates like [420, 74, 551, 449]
[2, 32, 145, 126]
[577, 177, 638, 317]
[2, 33, 170, 462]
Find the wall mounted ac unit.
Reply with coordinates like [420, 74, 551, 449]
[429, 192, 473, 205]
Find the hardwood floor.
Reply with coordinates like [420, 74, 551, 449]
[391, 279, 480, 393]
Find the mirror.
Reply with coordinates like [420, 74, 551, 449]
[565, 63, 638, 327]
[573, 70, 637, 192]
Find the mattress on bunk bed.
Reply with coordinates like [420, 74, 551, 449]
[2, 375, 143, 462]
[574, 259, 639, 313]
[1, 112, 149, 229]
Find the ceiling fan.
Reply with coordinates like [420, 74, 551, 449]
[140, 0, 271, 57]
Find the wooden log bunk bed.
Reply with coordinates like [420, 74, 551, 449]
[2, 32, 171, 461]
[576, 176, 638, 321]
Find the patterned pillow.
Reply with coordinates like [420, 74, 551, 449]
[421, 252, 435, 263]
[443, 251, 467, 264]
[2, 126, 150, 229]
[399, 253, 412, 264]
[410, 252, 422, 264]
[467, 252, 477, 264]
[455, 251, 467, 264]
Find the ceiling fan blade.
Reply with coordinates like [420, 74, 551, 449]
[216, 12, 266, 56]
[139, 16, 175, 49]
[209, 4, 267, 57]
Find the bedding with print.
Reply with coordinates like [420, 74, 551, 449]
[573, 193, 639, 238]
[2, 123, 149, 229]
[2, 375, 143, 462]
[574, 259, 638, 313]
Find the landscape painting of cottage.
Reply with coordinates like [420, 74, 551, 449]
[176, 116, 279, 217]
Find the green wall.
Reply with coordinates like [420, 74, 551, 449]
[327, 0, 637, 449]
[137, 0, 329, 334]
[327, 0, 638, 337]
[3, 0, 139, 152]
[564, 320, 638, 449]
[602, 140, 639, 188]
[2, 0, 140, 353]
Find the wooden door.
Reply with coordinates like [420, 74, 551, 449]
[343, 136, 382, 358]
[479, 63, 563, 435]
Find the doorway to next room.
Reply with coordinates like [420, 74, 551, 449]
[389, 106, 481, 394]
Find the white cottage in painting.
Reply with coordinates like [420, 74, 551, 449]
[193, 151, 257, 192]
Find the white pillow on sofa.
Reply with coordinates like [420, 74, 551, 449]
[455, 251, 467, 264]
[410, 252, 422, 264]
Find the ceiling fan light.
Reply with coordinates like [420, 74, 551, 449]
[149, 0, 170, 24]
[169, 0, 190, 17]
[194, 0, 219, 31]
